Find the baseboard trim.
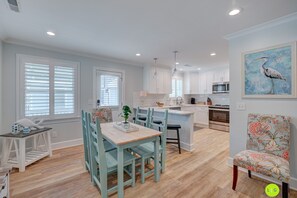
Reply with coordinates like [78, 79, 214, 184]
[51, 138, 83, 150]
[180, 141, 194, 152]
[227, 157, 297, 191]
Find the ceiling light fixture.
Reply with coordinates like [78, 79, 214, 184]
[229, 8, 241, 16]
[176, 62, 180, 65]
[136, 53, 141, 56]
[172, 51, 179, 76]
[47, 31, 55, 36]
[197, 68, 201, 71]
[210, 52, 216, 56]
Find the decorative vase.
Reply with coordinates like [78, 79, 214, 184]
[122, 121, 130, 129]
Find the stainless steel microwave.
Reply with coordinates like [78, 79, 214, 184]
[212, 82, 229, 94]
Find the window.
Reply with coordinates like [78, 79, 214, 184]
[170, 78, 183, 98]
[95, 69, 123, 108]
[17, 55, 80, 120]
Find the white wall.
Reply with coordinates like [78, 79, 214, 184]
[0, 41, 2, 132]
[228, 16, 297, 184]
[1, 42, 143, 144]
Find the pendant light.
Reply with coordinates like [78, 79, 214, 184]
[153, 58, 158, 78]
[172, 51, 178, 76]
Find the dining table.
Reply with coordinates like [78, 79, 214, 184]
[100, 122, 162, 198]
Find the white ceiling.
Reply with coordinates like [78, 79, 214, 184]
[1, 0, 297, 69]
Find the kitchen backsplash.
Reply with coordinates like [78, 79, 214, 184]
[184, 94, 230, 105]
[133, 92, 169, 107]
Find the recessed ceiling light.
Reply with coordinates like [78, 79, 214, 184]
[210, 52, 216, 56]
[176, 62, 180, 65]
[197, 68, 201, 71]
[229, 8, 241, 16]
[136, 53, 141, 56]
[47, 31, 55, 36]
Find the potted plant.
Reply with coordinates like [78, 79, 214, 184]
[121, 105, 132, 129]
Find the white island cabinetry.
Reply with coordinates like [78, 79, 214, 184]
[182, 105, 209, 126]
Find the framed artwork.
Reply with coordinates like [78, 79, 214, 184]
[242, 42, 297, 98]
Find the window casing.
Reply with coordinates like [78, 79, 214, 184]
[170, 78, 183, 98]
[17, 55, 80, 120]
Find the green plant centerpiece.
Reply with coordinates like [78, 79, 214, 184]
[121, 105, 132, 124]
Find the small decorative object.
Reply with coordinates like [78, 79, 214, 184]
[11, 123, 21, 134]
[156, 102, 164, 107]
[242, 42, 297, 98]
[119, 105, 132, 130]
[23, 127, 31, 134]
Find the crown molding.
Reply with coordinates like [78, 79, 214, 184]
[3, 38, 144, 67]
[224, 12, 297, 40]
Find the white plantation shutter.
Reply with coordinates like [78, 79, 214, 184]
[24, 63, 50, 116]
[170, 78, 183, 98]
[54, 66, 76, 115]
[17, 55, 80, 120]
[100, 74, 120, 107]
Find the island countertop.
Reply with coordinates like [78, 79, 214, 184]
[135, 107, 194, 115]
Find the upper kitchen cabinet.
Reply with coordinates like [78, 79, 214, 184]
[143, 66, 172, 94]
[184, 72, 199, 94]
[212, 67, 229, 83]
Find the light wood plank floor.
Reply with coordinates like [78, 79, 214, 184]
[10, 128, 297, 198]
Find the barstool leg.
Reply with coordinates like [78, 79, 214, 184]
[177, 129, 181, 154]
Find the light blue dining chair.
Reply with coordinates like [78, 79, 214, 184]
[135, 107, 150, 127]
[132, 109, 168, 183]
[81, 110, 91, 172]
[87, 113, 136, 198]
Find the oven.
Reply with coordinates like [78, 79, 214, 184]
[209, 105, 230, 132]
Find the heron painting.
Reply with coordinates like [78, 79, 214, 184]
[243, 42, 296, 98]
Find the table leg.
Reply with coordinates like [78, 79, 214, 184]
[33, 135, 37, 150]
[154, 136, 160, 182]
[19, 139, 26, 172]
[117, 147, 124, 198]
[47, 131, 53, 157]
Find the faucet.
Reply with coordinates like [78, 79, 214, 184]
[176, 96, 183, 105]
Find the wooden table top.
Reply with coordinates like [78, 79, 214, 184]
[0, 127, 52, 138]
[100, 122, 161, 146]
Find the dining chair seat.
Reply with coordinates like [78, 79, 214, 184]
[132, 142, 163, 157]
[104, 149, 136, 171]
[103, 140, 116, 152]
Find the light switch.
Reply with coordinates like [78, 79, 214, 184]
[236, 102, 246, 111]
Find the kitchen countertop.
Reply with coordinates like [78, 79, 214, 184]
[136, 107, 194, 115]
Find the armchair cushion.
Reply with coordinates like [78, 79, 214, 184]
[234, 150, 290, 183]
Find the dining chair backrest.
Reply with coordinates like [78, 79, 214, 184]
[92, 107, 113, 123]
[87, 112, 107, 171]
[246, 113, 291, 160]
[81, 110, 91, 171]
[149, 109, 168, 148]
[135, 107, 150, 126]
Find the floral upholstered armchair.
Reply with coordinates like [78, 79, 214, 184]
[92, 107, 113, 123]
[232, 113, 291, 198]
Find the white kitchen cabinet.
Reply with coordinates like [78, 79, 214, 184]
[182, 105, 209, 126]
[194, 106, 209, 126]
[143, 66, 172, 94]
[213, 68, 229, 83]
[184, 72, 199, 94]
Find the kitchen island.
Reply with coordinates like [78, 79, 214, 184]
[135, 107, 195, 151]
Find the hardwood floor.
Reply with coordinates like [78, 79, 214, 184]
[10, 128, 297, 198]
